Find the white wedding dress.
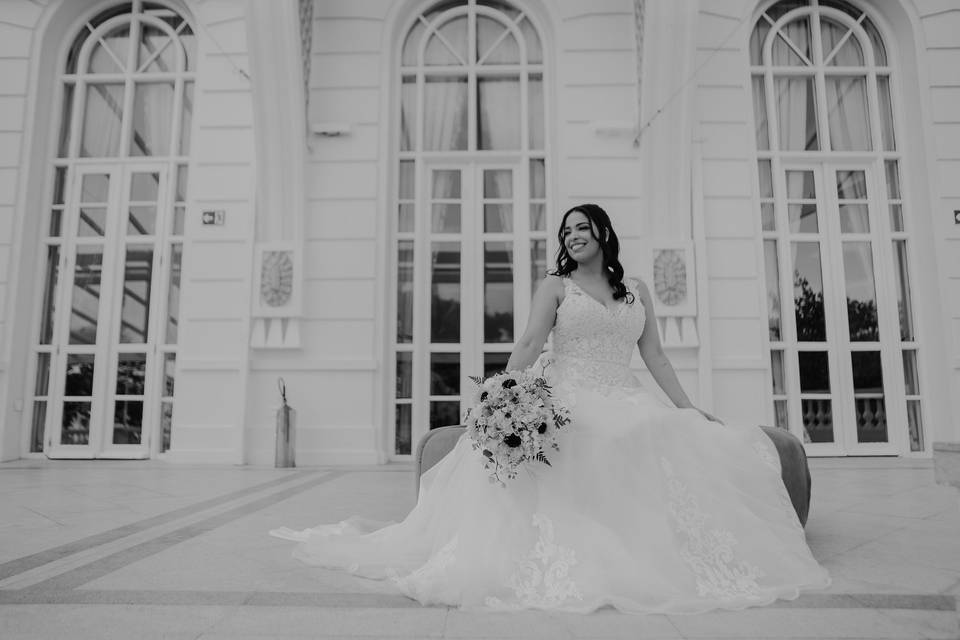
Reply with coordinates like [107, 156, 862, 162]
[270, 277, 830, 613]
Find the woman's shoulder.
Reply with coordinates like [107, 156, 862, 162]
[624, 275, 650, 295]
[534, 273, 566, 299]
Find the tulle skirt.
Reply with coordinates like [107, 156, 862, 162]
[270, 379, 830, 614]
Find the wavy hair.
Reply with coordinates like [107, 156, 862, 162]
[550, 204, 634, 303]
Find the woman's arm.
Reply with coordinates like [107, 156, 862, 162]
[634, 279, 722, 422]
[505, 275, 562, 372]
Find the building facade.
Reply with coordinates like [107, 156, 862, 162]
[1, 0, 958, 465]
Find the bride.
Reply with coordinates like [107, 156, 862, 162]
[270, 203, 831, 613]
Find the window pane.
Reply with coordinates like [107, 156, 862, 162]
[424, 77, 467, 151]
[478, 77, 520, 150]
[822, 19, 863, 66]
[430, 352, 459, 395]
[752, 76, 769, 150]
[902, 350, 919, 395]
[531, 239, 547, 299]
[826, 77, 871, 151]
[163, 352, 176, 397]
[836, 170, 867, 199]
[798, 351, 829, 393]
[138, 23, 178, 72]
[785, 170, 815, 199]
[398, 204, 415, 233]
[62, 401, 91, 445]
[131, 83, 174, 156]
[395, 404, 412, 455]
[530, 204, 545, 232]
[852, 351, 886, 443]
[763, 240, 782, 341]
[772, 18, 811, 65]
[429, 400, 461, 430]
[792, 242, 826, 341]
[160, 401, 173, 452]
[749, 19, 771, 65]
[58, 84, 75, 157]
[788, 204, 818, 233]
[81, 84, 125, 157]
[396, 351, 412, 398]
[69, 247, 103, 344]
[120, 247, 153, 343]
[165, 243, 182, 344]
[397, 240, 414, 343]
[761, 203, 775, 231]
[758, 160, 773, 198]
[484, 241, 513, 343]
[432, 169, 461, 198]
[89, 23, 130, 73]
[30, 401, 46, 453]
[878, 76, 895, 151]
[484, 204, 512, 233]
[770, 349, 786, 394]
[775, 77, 818, 150]
[907, 400, 923, 452]
[801, 398, 833, 443]
[885, 160, 900, 200]
[39, 246, 60, 345]
[81, 173, 110, 203]
[431, 203, 461, 233]
[863, 16, 887, 65]
[892, 240, 914, 341]
[839, 205, 869, 233]
[65, 354, 95, 396]
[400, 160, 415, 199]
[431, 241, 460, 343]
[477, 15, 519, 64]
[529, 73, 544, 150]
[484, 352, 510, 378]
[425, 16, 467, 65]
[530, 159, 545, 198]
[116, 352, 147, 395]
[484, 169, 512, 198]
[179, 81, 193, 155]
[773, 399, 788, 430]
[843, 242, 878, 342]
[401, 76, 416, 151]
[35, 352, 51, 396]
[889, 204, 903, 232]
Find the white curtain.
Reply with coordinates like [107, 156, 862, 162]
[826, 77, 870, 151]
[424, 77, 467, 151]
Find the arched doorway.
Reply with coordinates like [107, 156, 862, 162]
[390, 0, 549, 457]
[751, 0, 923, 455]
[27, 0, 194, 458]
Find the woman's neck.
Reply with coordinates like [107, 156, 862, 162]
[574, 257, 605, 280]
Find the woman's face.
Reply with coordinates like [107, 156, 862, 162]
[561, 210, 602, 264]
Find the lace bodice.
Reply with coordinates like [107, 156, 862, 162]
[547, 277, 646, 389]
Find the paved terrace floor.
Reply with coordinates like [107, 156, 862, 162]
[0, 457, 957, 640]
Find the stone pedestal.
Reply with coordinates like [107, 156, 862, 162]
[933, 442, 960, 490]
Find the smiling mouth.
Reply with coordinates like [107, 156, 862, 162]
[568, 242, 586, 251]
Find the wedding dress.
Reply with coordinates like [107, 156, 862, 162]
[270, 276, 830, 613]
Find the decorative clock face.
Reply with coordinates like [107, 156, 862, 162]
[653, 249, 687, 306]
[261, 250, 294, 307]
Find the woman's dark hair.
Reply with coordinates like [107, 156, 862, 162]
[550, 203, 634, 303]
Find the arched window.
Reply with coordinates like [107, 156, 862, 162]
[391, 0, 547, 456]
[750, 0, 922, 455]
[28, 1, 194, 458]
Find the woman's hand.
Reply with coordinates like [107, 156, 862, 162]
[695, 408, 724, 425]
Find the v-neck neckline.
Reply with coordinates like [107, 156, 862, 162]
[566, 277, 622, 312]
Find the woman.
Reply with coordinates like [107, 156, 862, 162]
[271, 204, 830, 613]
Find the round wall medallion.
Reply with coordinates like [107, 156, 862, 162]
[261, 250, 294, 307]
[653, 249, 687, 306]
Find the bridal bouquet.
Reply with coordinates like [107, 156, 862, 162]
[464, 368, 571, 486]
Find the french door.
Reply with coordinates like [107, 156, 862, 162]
[42, 162, 179, 459]
[769, 162, 906, 455]
[392, 160, 548, 458]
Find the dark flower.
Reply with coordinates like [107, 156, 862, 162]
[537, 422, 547, 434]
[502, 378, 517, 389]
[480, 391, 488, 401]
[503, 433, 522, 447]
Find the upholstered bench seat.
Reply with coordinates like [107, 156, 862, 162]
[414, 425, 812, 526]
